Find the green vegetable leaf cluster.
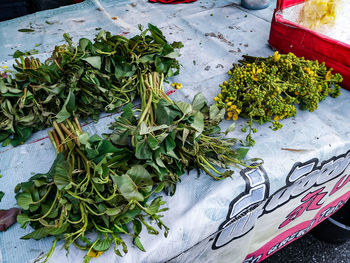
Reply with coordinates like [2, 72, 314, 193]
[15, 73, 261, 261]
[16, 119, 168, 262]
[0, 24, 182, 146]
[106, 72, 262, 195]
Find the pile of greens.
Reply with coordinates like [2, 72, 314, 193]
[106, 72, 261, 194]
[16, 119, 169, 262]
[15, 72, 260, 262]
[0, 24, 182, 146]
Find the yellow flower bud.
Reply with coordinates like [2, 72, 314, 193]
[213, 97, 219, 102]
[226, 101, 233, 106]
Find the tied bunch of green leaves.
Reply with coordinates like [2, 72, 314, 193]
[0, 24, 182, 147]
[15, 73, 261, 261]
[106, 72, 262, 195]
[214, 52, 342, 146]
[16, 118, 169, 262]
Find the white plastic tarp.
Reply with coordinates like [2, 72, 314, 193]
[0, 1, 349, 263]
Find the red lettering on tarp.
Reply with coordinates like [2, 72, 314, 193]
[243, 192, 350, 263]
[330, 174, 350, 196]
[279, 188, 327, 228]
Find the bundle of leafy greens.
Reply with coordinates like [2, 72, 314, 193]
[16, 118, 169, 262]
[0, 24, 182, 146]
[106, 72, 262, 195]
[15, 73, 261, 262]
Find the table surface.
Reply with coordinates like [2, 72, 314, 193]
[0, 1, 350, 263]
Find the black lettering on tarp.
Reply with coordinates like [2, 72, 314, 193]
[212, 165, 269, 249]
[265, 151, 350, 214]
[212, 150, 350, 251]
[244, 254, 263, 263]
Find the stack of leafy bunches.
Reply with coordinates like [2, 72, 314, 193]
[214, 52, 343, 146]
[15, 72, 262, 262]
[0, 24, 182, 147]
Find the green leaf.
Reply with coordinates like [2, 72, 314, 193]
[140, 123, 168, 135]
[0, 191, 4, 202]
[182, 128, 190, 146]
[175, 101, 192, 116]
[155, 99, 181, 125]
[112, 174, 144, 202]
[154, 183, 164, 193]
[121, 103, 135, 121]
[135, 139, 152, 160]
[93, 238, 113, 252]
[192, 93, 207, 111]
[109, 128, 129, 146]
[53, 153, 72, 190]
[97, 140, 120, 155]
[105, 207, 122, 216]
[191, 112, 204, 134]
[147, 196, 165, 215]
[21, 223, 69, 240]
[147, 134, 159, 150]
[127, 165, 153, 193]
[133, 219, 142, 235]
[18, 28, 35, 32]
[0, 132, 11, 143]
[209, 104, 225, 122]
[112, 165, 153, 201]
[225, 122, 236, 135]
[115, 59, 136, 79]
[139, 54, 154, 63]
[79, 38, 91, 52]
[148, 23, 166, 45]
[82, 56, 101, 70]
[17, 213, 30, 228]
[133, 236, 146, 252]
[235, 148, 249, 160]
[155, 57, 173, 74]
[16, 193, 33, 210]
[56, 91, 76, 123]
[164, 135, 176, 153]
[11, 127, 33, 146]
[78, 132, 90, 145]
[163, 51, 181, 59]
[13, 50, 25, 58]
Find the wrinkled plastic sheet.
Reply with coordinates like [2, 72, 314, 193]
[0, 1, 350, 263]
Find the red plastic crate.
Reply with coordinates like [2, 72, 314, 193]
[269, 0, 350, 90]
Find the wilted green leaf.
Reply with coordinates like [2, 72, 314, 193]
[192, 93, 207, 111]
[0, 191, 4, 202]
[155, 99, 181, 125]
[53, 153, 72, 190]
[82, 56, 101, 70]
[56, 91, 76, 123]
[18, 28, 35, 32]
